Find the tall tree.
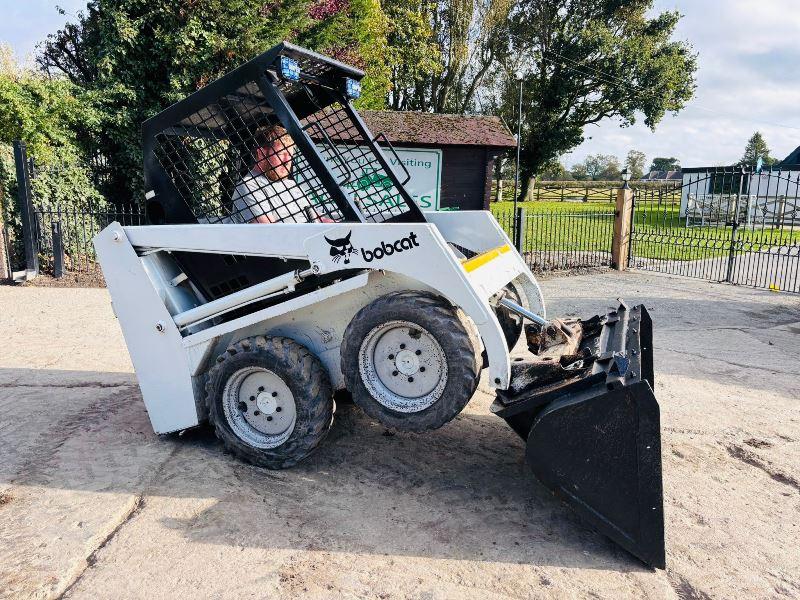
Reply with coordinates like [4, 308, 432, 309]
[500, 1, 696, 200]
[384, 0, 444, 110]
[740, 131, 776, 166]
[384, 0, 513, 113]
[625, 149, 646, 179]
[648, 157, 680, 172]
[38, 0, 391, 203]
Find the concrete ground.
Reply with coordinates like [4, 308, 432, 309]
[0, 271, 798, 600]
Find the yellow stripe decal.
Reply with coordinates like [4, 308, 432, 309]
[462, 244, 511, 273]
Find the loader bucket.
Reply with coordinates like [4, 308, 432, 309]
[491, 303, 665, 569]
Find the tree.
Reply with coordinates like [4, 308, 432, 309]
[0, 44, 102, 266]
[571, 154, 620, 181]
[625, 150, 646, 179]
[740, 131, 776, 166]
[539, 159, 572, 181]
[571, 162, 589, 181]
[384, 0, 444, 111]
[500, 1, 696, 200]
[384, 0, 514, 113]
[648, 157, 680, 172]
[37, 0, 392, 203]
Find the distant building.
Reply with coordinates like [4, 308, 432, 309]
[776, 145, 800, 165]
[640, 170, 682, 182]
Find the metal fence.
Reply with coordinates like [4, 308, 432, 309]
[11, 141, 145, 281]
[630, 166, 800, 293]
[33, 200, 144, 277]
[492, 207, 615, 271]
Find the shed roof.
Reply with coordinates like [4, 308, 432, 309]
[641, 170, 682, 181]
[359, 110, 516, 149]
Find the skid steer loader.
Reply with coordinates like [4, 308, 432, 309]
[94, 42, 664, 568]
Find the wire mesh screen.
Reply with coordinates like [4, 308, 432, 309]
[153, 79, 343, 224]
[301, 102, 410, 223]
[151, 66, 414, 225]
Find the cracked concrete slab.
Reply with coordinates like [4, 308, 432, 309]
[0, 271, 798, 599]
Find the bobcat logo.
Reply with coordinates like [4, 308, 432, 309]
[324, 231, 358, 264]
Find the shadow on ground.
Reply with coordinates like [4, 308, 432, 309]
[0, 367, 649, 573]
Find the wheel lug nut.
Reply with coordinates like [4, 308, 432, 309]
[276, 406, 282, 412]
[258, 386, 264, 392]
[388, 354, 395, 359]
[415, 350, 421, 355]
[408, 376, 414, 382]
[400, 343, 406, 349]
[267, 416, 273, 422]
[254, 410, 260, 416]
[249, 395, 255, 401]
[271, 391, 277, 397]
[420, 367, 426, 372]
[238, 402, 248, 412]
[392, 370, 398, 376]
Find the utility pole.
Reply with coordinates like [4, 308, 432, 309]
[512, 73, 523, 212]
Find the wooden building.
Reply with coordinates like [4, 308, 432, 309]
[360, 111, 516, 211]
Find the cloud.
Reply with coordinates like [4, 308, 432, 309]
[564, 0, 800, 170]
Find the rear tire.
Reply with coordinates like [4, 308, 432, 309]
[205, 336, 333, 469]
[341, 291, 480, 432]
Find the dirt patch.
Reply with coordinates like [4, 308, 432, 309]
[0, 493, 11, 506]
[726, 443, 800, 492]
[668, 573, 713, 600]
[21, 268, 105, 288]
[744, 437, 773, 449]
[530, 265, 611, 280]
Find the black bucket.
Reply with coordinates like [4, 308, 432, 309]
[491, 303, 665, 569]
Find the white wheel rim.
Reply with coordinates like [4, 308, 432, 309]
[358, 320, 448, 413]
[222, 367, 297, 449]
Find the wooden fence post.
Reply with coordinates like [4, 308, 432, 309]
[612, 186, 634, 270]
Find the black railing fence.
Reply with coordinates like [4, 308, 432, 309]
[33, 200, 144, 276]
[630, 166, 800, 293]
[493, 207, 615, 271]
[10, 141, 145, 280]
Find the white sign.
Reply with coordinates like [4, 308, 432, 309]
[316, 146, 442, 211]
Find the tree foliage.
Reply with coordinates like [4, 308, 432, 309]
[648, 156, 680, 172]
[384, 0, 513, 112]
[495, 0, 696, 199]
[0, 44, 103, 264]
[570, 153, 620, 181]
[625, 149, 646, 179]
[740, 131, 776, 166]
[37, 0, 392, 203]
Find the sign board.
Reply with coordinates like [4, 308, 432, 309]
[316, 146, 442, 211]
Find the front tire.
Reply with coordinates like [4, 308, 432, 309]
[205, 336, 333, 469]
[341, 291, 480, 432]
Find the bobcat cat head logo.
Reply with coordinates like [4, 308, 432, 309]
[324, 231, 357, 264]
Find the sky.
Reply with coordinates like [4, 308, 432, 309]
[2, 0, 799, 171]
[564, 0, 800, 169]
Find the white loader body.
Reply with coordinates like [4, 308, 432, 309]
[95, 210, 545, 434]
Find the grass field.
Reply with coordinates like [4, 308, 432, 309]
[489, 201, 800, 261]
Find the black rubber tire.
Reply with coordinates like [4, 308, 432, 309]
[495, 282, 524, 350]
[341, 291, 481, 432]
[205, 335, 333, 469]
